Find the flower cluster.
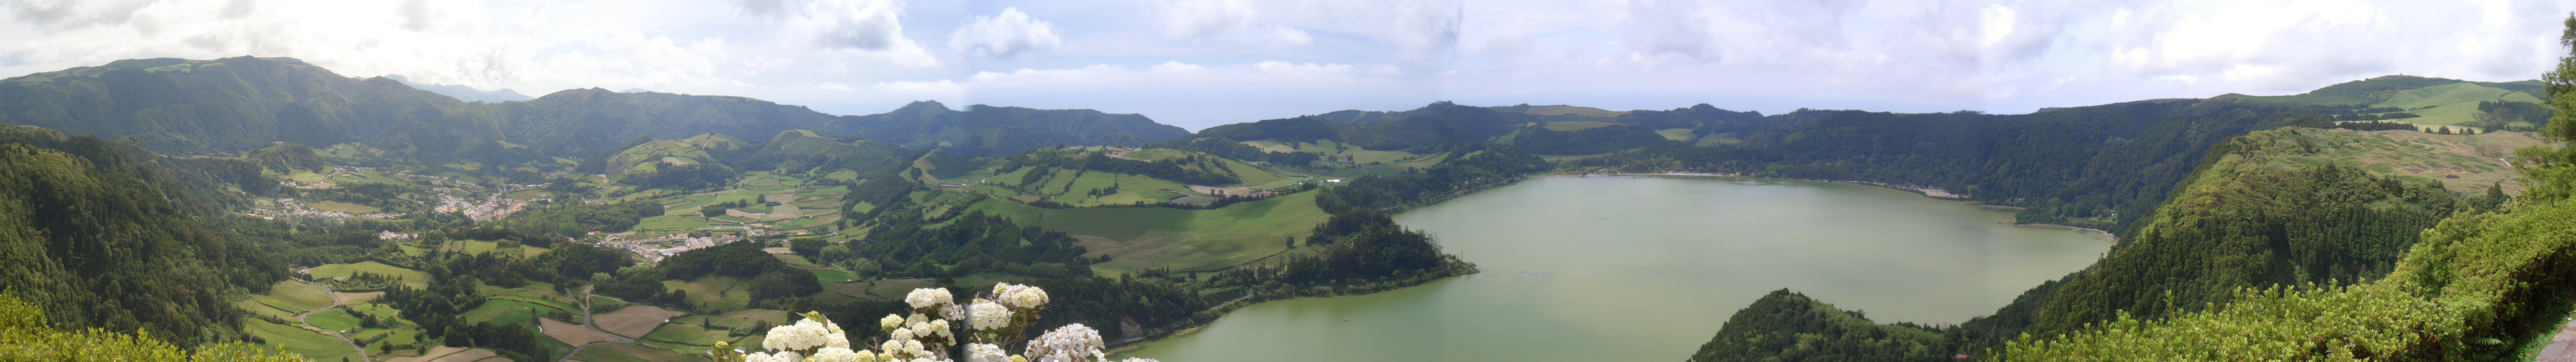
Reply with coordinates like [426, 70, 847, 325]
[731, 312, 868, 362]
[1025, 324, 1105, 362]
[724, 285, 1157, 362]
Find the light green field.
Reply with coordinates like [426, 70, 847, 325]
[1541, 121, 1623, 131]
[663, 276, 753, 311]
[633, 216, 720, 235]
[246, 318, 356, 361]
[347, 302, 410, 325]
[307, 201, 380, 214]
[308, 261, 431, 288]
[575, 341, 702, 362]
[460, 298, 571, 327]
[965, 191, 1331, 275]
[306, 308, 362, 332]
[1122, 149, 1191, 161]
[2256, 128, 2547, 194]
[258, 281, 336, 313]
[2366, 83, 2547, 126]
[325, 170, 409, 186]
[1655, 128, 1697, 141]
[233, 298, 300, 320]
[287, 171, 328, 183]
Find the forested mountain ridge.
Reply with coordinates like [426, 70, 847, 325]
[0, 126, 290, 348]
[829, 100, 1191, 154]
[0, 56, 1197, 167]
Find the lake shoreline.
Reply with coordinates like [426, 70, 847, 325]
[1533, 172, 1971, 200]
[1106, 257, 1484, 355]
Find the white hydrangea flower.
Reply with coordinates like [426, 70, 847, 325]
[881, 314, 905, 330]
[1026, 324, 1105, 362]
[891, 327, 915, 341]
[810, 347, 861, 362]
[903, 340, 927, 356]
[826, 329, 850, 349]
[907, 313, 928, 325]
[880, 340, 905, 355]
[928, 320, 952, 338]
[752, 351, 801, 362]
[941, 303, 967, 320]
[997, 284, 1049, 309]
[1116, 358, 1159, 362]
[968, 299, 1013, 330]
[964, 343, 1010, 362]
[851, 349, 879, 362]
[906, 288, 953, 309]
[764, 320, 830, 352]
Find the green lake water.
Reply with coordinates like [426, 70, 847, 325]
[1118, 176, 2111, 361]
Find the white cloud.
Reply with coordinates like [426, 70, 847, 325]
[950, 7, 1061, 59]
[1148, 0, 1312, 47]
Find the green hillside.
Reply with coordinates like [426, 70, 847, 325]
[831, 101, 1191, 154]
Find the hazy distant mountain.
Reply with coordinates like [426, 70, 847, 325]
[831, 100, 1191, 154]
[383, 74, 534, 103]
[1186, 101, 1766, 153]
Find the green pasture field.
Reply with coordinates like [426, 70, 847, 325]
[574, 341, 702, 362]
[346, 302, 409, 324]
[2244, 128, 2539, 194]
[460, 298, 572, 327]
[324, 170, 410, 186]
[1541, 121, 1622, 131]
[260, 281, 336, 313]
[964, 191, 1330, 275]
[308, 261, 432, 288]
[633, 216, 720, 236]
[1122, 149, 1189, 161]
[233, 298, 299, 320]
[350, 326, 421, 351]
[1655, 128, 1698, 141]
[305, 308, 362, 332]
[589, 296, 628, 311]
[663, 276, 753, 311]
[246, 318, 356, 362]
[308, 201, 380, 214]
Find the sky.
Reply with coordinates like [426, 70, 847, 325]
[1, 0, 2570, 131]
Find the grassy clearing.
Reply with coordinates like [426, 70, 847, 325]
[305, 308, 362, 332]
[459, 298, 572, 327]
[965, 191, 1330, 275]
[260, 281, 336, 313]
[1655, 128, 1698, 141]
[1540, 121, 1623, 131]
[309, 261, 431, 288]
[246, 318, 355, 361]
[663, 276, 752, 311]
[1121, 149, 1190, 161]
[308, 201, 381, 214]
[2256, 128, 2548, 194]
[572, 342, 699, 362]
[593, 305, 686, 338]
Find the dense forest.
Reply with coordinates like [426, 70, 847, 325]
[1685, 290, 1948, 362]
[0, 126, 289, 347]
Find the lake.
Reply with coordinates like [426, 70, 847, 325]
[1118, 176, 2111, 361]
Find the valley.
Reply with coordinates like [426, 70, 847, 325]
[0, 51, 2569, 362]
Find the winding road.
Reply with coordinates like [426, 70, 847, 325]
[292, 279, 373, 362]
[556, 286, 641, 362]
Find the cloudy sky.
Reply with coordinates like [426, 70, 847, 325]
[1, 0, 2570, 130]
